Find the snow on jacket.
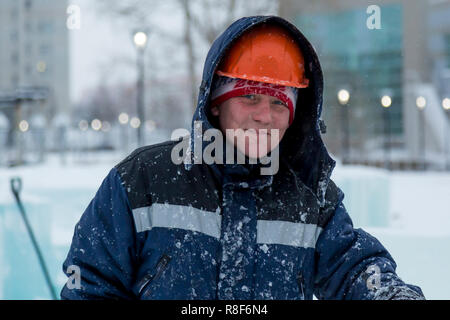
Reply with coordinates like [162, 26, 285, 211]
[61, 15, 424, 300]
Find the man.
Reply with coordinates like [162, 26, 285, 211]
[61, 16, 424, 300]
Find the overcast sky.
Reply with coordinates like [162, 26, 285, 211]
[69, 0, 137, 104]
[67, 0, 277, 105]
[69, 0, 190, 105]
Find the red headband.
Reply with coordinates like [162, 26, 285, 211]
[211, 76, 298, 125]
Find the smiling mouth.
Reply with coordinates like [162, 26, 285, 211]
[243, 129, 272, 135]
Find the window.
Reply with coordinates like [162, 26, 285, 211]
[25, 64, 33, 75]
[11, 52, 19, 65]
[39, 44, 51, 55]
[11, 8, 19, 19]
[25, 0, 32, 10]
[444, 34, 450, 68]
[10, 31, 18, 43]
[25, 22, 32, 32]
[11, 74, 19, 86]
[25, 43, 32, 55]
[37, 21, 54, 34]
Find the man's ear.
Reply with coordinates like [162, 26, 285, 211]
[210, 104, 220, 116]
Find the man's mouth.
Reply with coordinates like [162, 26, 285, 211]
[243, 129, 272, 136]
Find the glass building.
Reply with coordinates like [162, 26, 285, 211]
[291, 4, 403, 161]
[280, 0, 450, 168]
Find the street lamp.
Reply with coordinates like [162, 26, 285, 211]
[133, 32, 148, 48]
[338, 89, 350, 164]
[444, 98, 450, 110]
[381, 95, 392, 108]
[78, 120, 88, 131]
[146, 119, 156, 132]
[91, 119, 102, 131]
[118, 112, 129, 125]
[416, 96, 426, 170]
[118, 112, 130, 156]
[443, 97, 450, 170]
[338, 89, 350, 105]
[130, 117, 141, 129]
[101, 121, 111, 132]
[381, 94, 392, 170]
[133, 30, 148, 147]
[19, 120, 29, 132]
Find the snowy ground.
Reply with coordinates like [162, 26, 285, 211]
[0, 152, 449, 299]
[332, 164, 450, 299]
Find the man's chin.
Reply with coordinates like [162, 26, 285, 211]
[237, 144, 272, 160]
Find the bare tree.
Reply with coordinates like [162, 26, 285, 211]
[179, 0, 197, 112]
[96, 0, 279, 113]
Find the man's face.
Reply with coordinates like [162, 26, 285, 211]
[210, 94, 290, 159]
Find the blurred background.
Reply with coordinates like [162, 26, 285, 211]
[0, 0, 449, 299]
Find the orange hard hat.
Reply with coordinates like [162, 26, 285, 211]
[216, 23, 309, 88]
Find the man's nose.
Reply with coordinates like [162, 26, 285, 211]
[252, 99, 272, 124]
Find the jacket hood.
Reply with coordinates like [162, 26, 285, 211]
[186, 15, 336, 206]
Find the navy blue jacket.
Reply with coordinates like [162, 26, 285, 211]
[61, 16, 424, 300]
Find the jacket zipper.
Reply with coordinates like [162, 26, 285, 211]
[138, 254, 171, 296]
[297, 272, 305, 300]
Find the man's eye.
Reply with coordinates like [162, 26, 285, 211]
[241, 94, 257, 100]
[272, 100, 287, 107]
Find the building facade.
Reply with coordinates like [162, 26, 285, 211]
[0, 0, 69, 121]
[280, 0, 450, 168]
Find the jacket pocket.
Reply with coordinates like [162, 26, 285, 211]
[296, 271, 305, 300]
[137, 254, 172, 297]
